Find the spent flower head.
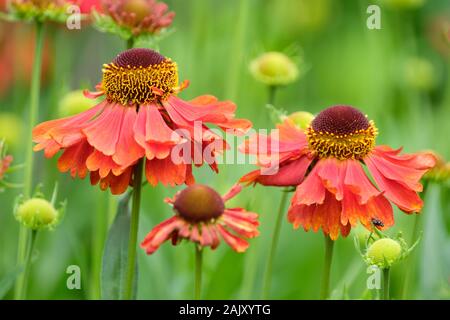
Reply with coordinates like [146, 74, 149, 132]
[4, 0, 71, 23]
[94, 0, 174, 42]
[141, 184, 259, 254]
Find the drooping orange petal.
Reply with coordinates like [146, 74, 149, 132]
[317, 158, 346, 201]
[222, 208, 259, 238]
[145, 157, 188, 187]
[90, 167, 132, 195]
[140, 216, 183, 254]
[83, 103, 125, 156]
[216, 225, 249, 253]
[57, 139, 93, 179]
[113, 106, 145, 167]
[134, 104, 181, 160]
[240, 155, 313, 187]
[291, 165, 326, 206]
[365, 155, 424, 213]
[86, 150, 126, 178]
[344, 159, 381, 204]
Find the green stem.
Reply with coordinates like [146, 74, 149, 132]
[127, 37, 135, 49]
[267, 85, 277, 106]
[194, 245, 203, 300]
[383, 268, 390, 300]
[15, 21, 45, 300]
[124, 159, 144, 300]
[320, 235, 335, 300]
[261, 189, 288, 299]
[16, 230, 38, 300]
[89, 192, 107, 300]
[401, 181, 428, 299]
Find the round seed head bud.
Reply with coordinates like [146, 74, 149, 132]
[250, 52, 299, 86]
[15, 198, 59, 230]
[286, 111, 315, 130]
[403, 57, 436, 92]
[0, 112, 23, 150]
[366, 238, 402, 269]
[58, 90, 98, 117]
[173, 184, 225, 223]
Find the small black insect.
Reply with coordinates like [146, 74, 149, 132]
[371, 218, 384, 228]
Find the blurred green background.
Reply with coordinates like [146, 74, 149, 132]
[0, 0, 449, 300]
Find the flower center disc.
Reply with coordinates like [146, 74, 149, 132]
[102, 48, 178, 105]
[307, 105, 378, 160]
[173, 185, 225, 223]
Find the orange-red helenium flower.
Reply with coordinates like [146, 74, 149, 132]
[141, 184, 259, 254]
[240, 105, 436, 240]
[33, 48, 251, 194]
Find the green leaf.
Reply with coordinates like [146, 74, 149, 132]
[101, 192, 138, 300]
[0, 266, 24, 299]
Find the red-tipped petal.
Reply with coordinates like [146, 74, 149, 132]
[365, 156, 423, 213]
[140, 216, 183, 254]
[216, 225, 249, 253]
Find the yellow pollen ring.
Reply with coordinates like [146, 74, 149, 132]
[101, 59, 179, 105]
[306, 120, 378, 160]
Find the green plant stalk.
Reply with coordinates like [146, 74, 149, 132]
[194, 246, 203, 300]
[401, 181, 428, 299]
[127, 37, 135, 50]
[383, 268, 390, 300]
[320, 235, 335, 300]
[89, 192, 107, 299]
[261, 189, 288, 299]
[267, 85, 277, 106]
[16, 230, 38, 300]
[124, 159, 144, 300]
[15, 22, 45, 300]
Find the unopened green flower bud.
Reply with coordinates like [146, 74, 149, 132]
[284, 111, 314, 130]
[366, 238, 402, 269]
[15, 198, 59, 230]
[0, 113, 23, 150]
[58, 90, 98, 117]
[250, 52, 299, 87]
[423, 151, 450, 183]
[403, 57, 436, 92]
